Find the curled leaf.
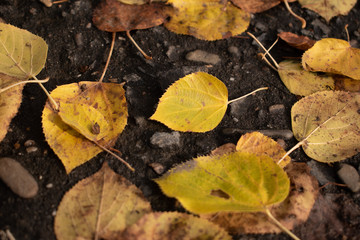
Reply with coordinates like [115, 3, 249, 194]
[54, 162, 151, 240]
[155, 151, 290, 214]
[278, 32, 316, 51]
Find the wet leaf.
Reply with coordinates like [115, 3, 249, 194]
[0, 74, 24, 142]
[201, 162, 318, 234]
[54, 162, 151, 240]
[150, 72, 228, 132]
[302, 38, 360, 80]
[236, 132, 291, 168]
[0, 23, 47, 79]
[298, 0, 357, 22]
[155, 151, 290, 214]
[93, 0, 169, 32]
[122, 212, 232, 240]
[42, 82, 128, 173]
[278, 60, 335, 96]
[232, 0, 295, 13]
[278, 32, 316, 51]
[165, 0, 250, 41]
[292, 90, 360, 162]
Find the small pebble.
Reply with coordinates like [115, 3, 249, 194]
[75, 33, 84, 47]
[26, 146, 38, 153]
[24, 140, 35, 147]
[337, 164, 360, 192]
[52, 210, 57, 217]
[123, 73, 141, 83]
[269, 104, 285, 114]
[150, 132, 181, 148]
[276, 138, 286, 149]
[86, 23, 92, 29]
[149, 163, 165, 175]
[39, 0, 52, 7]
[228, 46, 240, 57]
[0, 158, 38, 198]
[46, 183, 54, 189]
[307, 160, 336, 186]
[186, 50, 221, 65]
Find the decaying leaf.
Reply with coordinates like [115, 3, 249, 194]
[54, 162, 151, 240]
[165, 0, 250, 41]
[231, 0, 295, 13]
[302, 38, 360, 80]
[0, 23, 47, 79]
[150, 72, 228, 132]
[0, 74, 24, 142]
[278, 32, 316, 51]
[298, 0, 357, 22]
[201, 162, 318, 234]
[155, 151, 290, 213]
[236, 132, 291, 168]
[291, 90, 360, 162]
[93, 0, 169, 32]
[42, 81, 128, 173]
[122, 212, 232, 240]
[334, 75, 360, 92]
[118, 0, 166, 5]
[278, 60, 335, 96]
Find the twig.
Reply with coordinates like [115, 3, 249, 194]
[0, 78, 49, 93]
[99, 32, 116, 83]
[126, 30, 152, 60]
[283, 0, 306, 28]
[228, 87, 268, 104]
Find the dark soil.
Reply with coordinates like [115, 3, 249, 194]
[1, 1, 360, 239]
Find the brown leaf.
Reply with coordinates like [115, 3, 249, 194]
[93, 0, 169, 32]
[278, 32, 316, 51]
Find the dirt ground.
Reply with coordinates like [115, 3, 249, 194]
[1, 0, 360, 239]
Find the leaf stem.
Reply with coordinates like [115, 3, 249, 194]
[265, 208, 300, 240]
[0, 78, 49, 93]
[278, 141, 304, 165]
[99, 32, 116, 83]
[126, 30, 153, 60]
[32, 75, 59, 111]
[247, 32, 280, 69]
[228, 87, 268, 104]
[93, 141, 135, 172]
[344, 24, 350, 43]
[283, 0, 306, 28]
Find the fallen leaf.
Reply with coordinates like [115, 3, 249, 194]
[211, 143, 236, 156]
[54, 162, 151, 240]
[298, 0, 357, 22]
[231, 0, 295, 13]
[334, 75, 360, 92]
[0, 23, 47, 79]
[302, 38, 360, 80]
[278, 32, 316, 51]
[278, 60, 335, 96]
[155, 151, 290, 214]
[165, 0, 250, 41]
[0, 74, 24, 142]
[236, 132, 291, 168]
[150, 72, 228, 132]
[42, 82, 128, 173]
[122, 212, 232, 240]
[118, 0, 166, 4]
[202, 162, 318, 234]
[291, 90, 360, 162]
[93, 0, 169, 32]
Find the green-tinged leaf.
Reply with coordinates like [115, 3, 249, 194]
[155, 151, 290, 214]
[0, 23, 47, 79]
[122, 212, 232, 240]
[150, 72, 228, 132]
[302, 38, 360, 80]
[292, 90, 360, 162]
[298, 0, 357, 22]
[54, 162, 151, 240]
[278, 60, 334, 96]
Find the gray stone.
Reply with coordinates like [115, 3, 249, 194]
[222, 129, 293, 140]
[26, 146, 38, 153]
[0, 158, 38, 198]
[149, 163, 165, 175]
[307, 160, 336, 186]
[337, 164, 360, 192]
[269, 104, 285, 114]
[186, 50, 221, 65]
[123, 73, 141, 83]
[24, 139, 35, 147]
[311, 19, 331, 36]
[150, 132, 181, 148]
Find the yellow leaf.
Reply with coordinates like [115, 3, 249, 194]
[122, 212, 232, 240]
[42, 82, 128, 173]
[165, 0, 250, 41]
[232, 0, 295, 13]
[334, 75, 360, 92]
[0, 23, 47, 79]
[155, 151, 290, 214]
[0, 73, 24, 142]
[278, 60, 335, 96]
[236, 132, 291, 168]
[302, 38, 360, 80]
[150, 72, 228, 132]
[291, 90, 360, 162]
[298, 0, 357, 22]
[117, 0, 166, 4]
[201, 162, 318, 234]
[54, 162, 151, 240]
